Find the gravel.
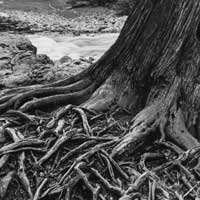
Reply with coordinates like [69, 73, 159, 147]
[0, 9, 127, 34]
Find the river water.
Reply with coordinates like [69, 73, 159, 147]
[26, 33, 119, 61]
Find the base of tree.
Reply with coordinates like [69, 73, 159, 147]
[0, 65, 199, 200]
[0, 103, 200, 200]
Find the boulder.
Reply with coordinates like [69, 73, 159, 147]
[0, 34, 55, 88]
[0, 13, 31, 32]
[0, 34, 91, 89]
[71, 1, 90, 8]
[58, 55, 73, 64]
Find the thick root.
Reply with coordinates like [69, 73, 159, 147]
[0, 171, 15, 199]
[0, 78, 93, 114]
[0, 103, 200, 199]
[19, 83, 96, 113]
[0, 70, 87, 97]
[166, 108, 200, 150]
[111, 103, 163, 158]
[0, 73, 200, 199]
[83, 78, 117, 111]
[13, 78, 92, 109]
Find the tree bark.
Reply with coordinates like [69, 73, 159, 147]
[85, 0, 200, 111]
[84, 0, 200, 153]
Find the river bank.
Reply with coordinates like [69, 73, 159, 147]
[0, 7, 127, 34]
[0, 3, 126, 89]
[0, 30, 120, 88]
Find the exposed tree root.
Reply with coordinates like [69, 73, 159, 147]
[167, 108, 200, 150]
[7, 128, 33, 198]
[111, 103, 163, 158]
[83, 78, 117, 112]
[0, 69, 199, 199]
[0, 79, 97, 114]
[0, 101, 200, 200]
[0, 171, 15, 199]
[14, 78, 92, 109]
[0, 70, 87, 97]
[33, 178, 48, 200]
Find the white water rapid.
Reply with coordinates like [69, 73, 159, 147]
[26, 33, 119, 61]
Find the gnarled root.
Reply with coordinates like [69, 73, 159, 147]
[0, 74, 200, 199]
[0, 75, 97, 114]
[0, 70, 87, 97]
[111, 102, 200, 159]
[166, 108, 200, 150]
[111, 103, 164, 158]
[0, 102, 200, 199]
[0, 171, 15, 199]
[83, 77, 118, 112]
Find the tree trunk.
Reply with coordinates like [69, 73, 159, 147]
[83, 0, 200, 153]
[1, 0, 200, 199]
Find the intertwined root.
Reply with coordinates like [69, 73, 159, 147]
[0, 102, 200, 200]
[0, 73, 200, 199]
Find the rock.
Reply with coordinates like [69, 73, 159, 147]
[59, 55, 72, 64]
[36, 54, 54, 65]
[73, 59, 81, 65]
[0, 34, 92, 89]
[0, 13, 31, 32]
[0, 12, 8, 18]
[15, 37, 37, 53]
[71, 1, 90, 8]
[0, 34, 55, 87]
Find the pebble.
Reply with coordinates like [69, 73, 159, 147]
[0, 9, 127, 34]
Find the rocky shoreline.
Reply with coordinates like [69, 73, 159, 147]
[0, 7, 126, 88]
[0, 33, 95, 88]
[0, 9, 127, 34]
